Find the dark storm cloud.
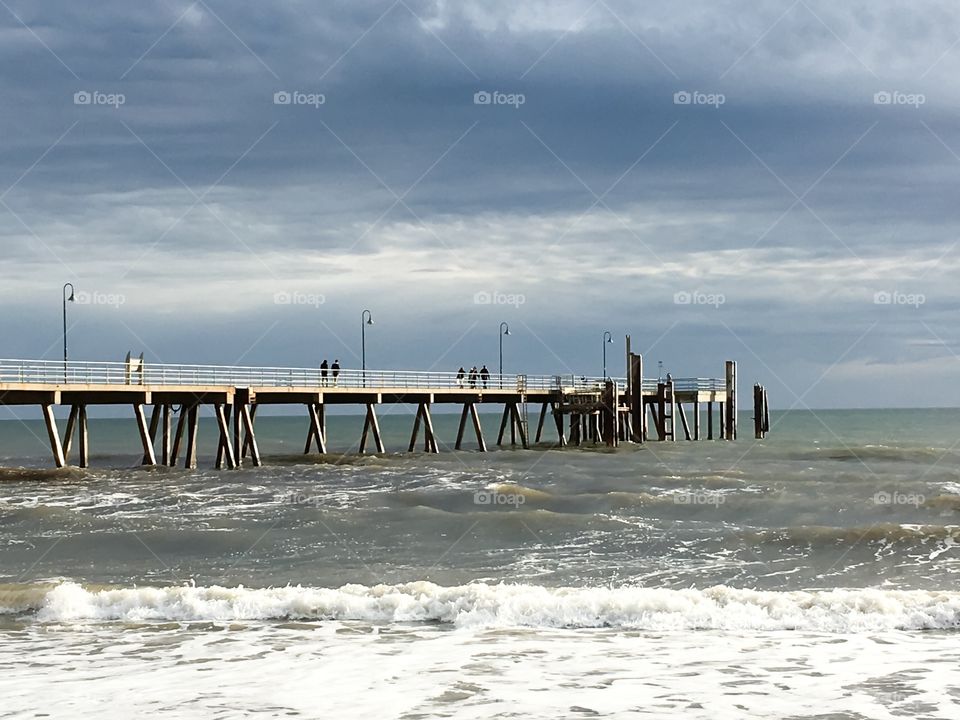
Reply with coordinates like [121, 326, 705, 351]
[2, 0, 960, 407]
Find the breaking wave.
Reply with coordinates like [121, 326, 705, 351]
[2, 581, 960, 631]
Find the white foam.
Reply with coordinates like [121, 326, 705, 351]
[21, 581, 960, 631]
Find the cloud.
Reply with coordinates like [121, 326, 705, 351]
[2, 0, 960, 406]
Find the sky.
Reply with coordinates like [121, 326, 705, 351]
[1, 0, 959, 408]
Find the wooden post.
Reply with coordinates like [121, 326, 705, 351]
[184, 405, 199, 470]
[753, 384, 770, 439]
[707, 401, 714, 440]
[534, 402, 548, 443]
[603, 380, 618, 447]
[719, 401, 726, 440]
[240, 404, 262, 466]
[63, 405, 79, 463]
[510, 403, 528, 449]
[725, 360, 737, 441]
[693, 399, 701, 441]
[215, 404, 237, 470]
[43, 404, 66, 469]
[455, 404, 470, 450]
[628, 353, 644, 443]
[143, 404, 161, 466]
[161, 404, 172, 467]
[409, 403, 424, 452]
[360, 403, 384, 454]
[678, 402, 692, 441]
[496, 404, 511, 446]
[135, 403, 157, 467]
[304, 404, 327, 454]
[552, 403, 566, 447]
[77, 405, 89, 468]
[422, 403, 439, 453]
[171, 407, 188, 466]
[470, 403, 487, 452]
[232, 403, 243, 468]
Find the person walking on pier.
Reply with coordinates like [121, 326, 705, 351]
[456, 366, 466, 388]
[332, 359, 340, 386]
[468, 366, 478, 389]
[480, 364, 490, 389]
[321, 359, 329, 386]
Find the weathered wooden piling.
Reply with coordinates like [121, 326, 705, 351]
[753, 383, 770, 439]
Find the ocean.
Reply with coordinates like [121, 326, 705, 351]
[2, 408, 959, 718]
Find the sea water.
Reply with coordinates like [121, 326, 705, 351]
[1, 408, 959, 718]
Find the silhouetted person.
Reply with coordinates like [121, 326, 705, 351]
[332, 359, 340, 386]
[321, 359, 329, 386]
[456, 366, 466, 388]
[479, 364, 490, 389]
[469, 365, 478, 389]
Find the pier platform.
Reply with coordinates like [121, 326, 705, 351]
[0, 349, 758, 470]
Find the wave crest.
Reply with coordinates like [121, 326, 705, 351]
[3, 581, 960, 631]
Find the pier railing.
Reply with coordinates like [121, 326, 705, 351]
[0, 359, 726, 394]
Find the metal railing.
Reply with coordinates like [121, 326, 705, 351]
[0, 359, 725, 394]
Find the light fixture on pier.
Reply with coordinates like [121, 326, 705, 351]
[499, 321, 510, 389]
[602, 331, 613, 379]
[361, 309, 374, 387]
[62, 283, 76, 383]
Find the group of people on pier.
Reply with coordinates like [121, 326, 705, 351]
[319, 359, 341, 386]
[456, 365, 491, 389]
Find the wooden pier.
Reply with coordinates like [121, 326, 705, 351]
[0, 343, 753, 470]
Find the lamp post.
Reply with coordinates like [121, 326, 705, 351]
[658, 360, 663, 382]
[602, 331, 613, 379]
[361, 309, 373, 387]
[62, 283, 75, 383]
[499, 321, 510, 389]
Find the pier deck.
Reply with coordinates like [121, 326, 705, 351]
[0, 353, 750, 470]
